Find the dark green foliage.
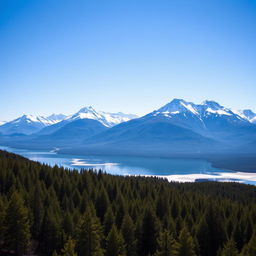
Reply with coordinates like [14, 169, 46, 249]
[3, 191, 31, 256]
[154, 229, 177, 256]
[219, 239, 238, 256]
[203, 204, 227, 256]
[103, 207, 115, 236]
[240, 232, 256, 256]
[76, 205, 104, 256]
[40, 208, 62, 255]
[61, 237, 78, 256]
[176, 226, 196, 256]
[1, 150, 256, 256]
[105, 225, 125, 256]
[139, 207, 160, 256]
[121, 214, 137, 256]
[0, 196, 6, 241]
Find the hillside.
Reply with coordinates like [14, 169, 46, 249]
[0, 150, 256, 256]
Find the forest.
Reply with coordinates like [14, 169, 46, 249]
[1, 150, 256, 256]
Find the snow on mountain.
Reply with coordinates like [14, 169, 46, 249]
[0, 121, 6, 126]
[61, 99, 256, 157]
[199, 100, 235, 116]
[153, 99, 249, 123]
[12, 114, 61, 126]
[0, 114, 65, 135]
[145, 98, 254, 139]
[68, 106, 138, 127]
[154, 99, 199, 116]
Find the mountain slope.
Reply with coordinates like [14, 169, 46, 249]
[2, 99, 256, 157]
[34, 107, 138, 136]
[60, 99, 256, 157]
[0, 115, 60, 135]
[0, 107, 137, 136]
[61, 113, 218, 157]
[67, 106, 138, 127]
[3, 118, 108, 150]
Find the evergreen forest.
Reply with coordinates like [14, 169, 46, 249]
[1, 150, 256, 256]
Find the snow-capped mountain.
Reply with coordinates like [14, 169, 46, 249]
[0, 121, 6, 126]
[0, 114, 65, 135]
[150, 99, 251, 135]
[153, 99, 247, 123]
[1, 99, 256, 157]
[237, 109, 256, 124]
[0, 107, 137, 136]
[60, 99, 256, 157]
[68, 106, 138, 127]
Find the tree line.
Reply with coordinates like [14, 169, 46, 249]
[0, 150, 256, 256]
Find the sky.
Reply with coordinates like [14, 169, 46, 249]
[0, 0, 256, 121]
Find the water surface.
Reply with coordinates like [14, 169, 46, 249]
[1, 146, 256, 185]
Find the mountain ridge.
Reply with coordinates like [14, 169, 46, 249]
[1, 99, 256, 157]
[0, 107, 138, 135]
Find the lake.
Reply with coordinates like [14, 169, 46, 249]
[1, 145, 256, 185]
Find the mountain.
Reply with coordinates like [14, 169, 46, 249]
[0, 115, 63, 135]
[0, 108, 137, 136]
[47, 114, 67, 122]
[237, 109, 256, 124]
[1, 99, 256, 157]
[67, 106, 138, 127]
[149, 99, 254, 140]
[8, 119, 109, 150]
[60, 99, 256, 157]
[0, 107, 137, 149]
[35, 106, 138, 136]
[0, 121, 5, 126]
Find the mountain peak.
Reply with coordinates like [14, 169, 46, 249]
[19, 114, 41, 122]
[168, 98, 188, 105]
[69, 106, 137, 127]
[78, 106, 96, 112]
[157, 98, 198, 115]
[202, 100, 223, 110]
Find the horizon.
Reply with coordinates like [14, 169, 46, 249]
[1, 0, 256, 120]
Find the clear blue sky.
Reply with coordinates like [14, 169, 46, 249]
[1, 0, 256, 121]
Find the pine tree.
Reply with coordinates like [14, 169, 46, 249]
[204, 204, 227, 256]
[176, 227, 196, 256]
[40, 208, 62, 255]
[154, 229, 177, 256]
[31, 182, 44, 237]
[105, 224, 126, 256]
[240, 232, 256, 256]
[196, 217, 209, 256]
[95, 186, 109, 221]
[63, 213, 74, 235]
[156, 194, 168, 220]
[76, 205, 104, 256]
[61, 237, 78, 256]
[0, 196, 6, 241]
[139, 208, 160, 256]
[219, 239, 238, 256]
[3, 191, 31, 256]
[121, 214, 137, 256]
[103, 207, 115, 236]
